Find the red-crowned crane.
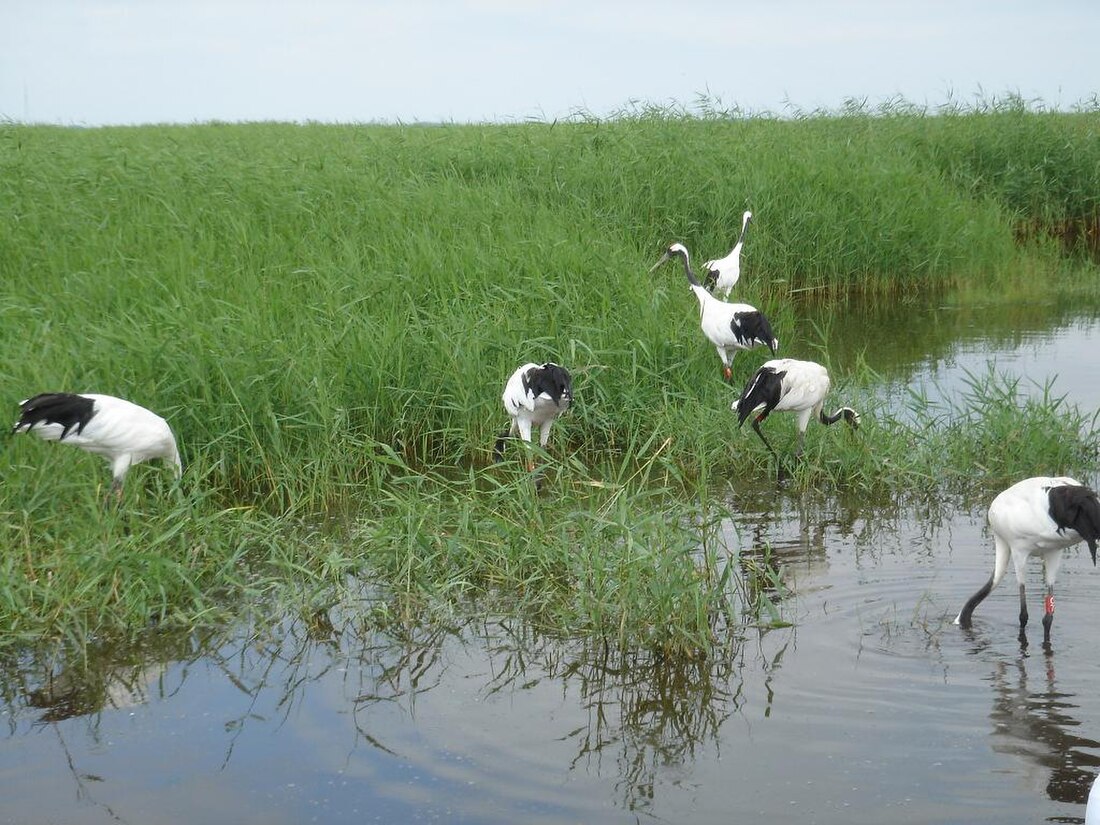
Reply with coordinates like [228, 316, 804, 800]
[731, 358, 860, 461]
[650, 242, 778, 381]
[703, 210, 753, 298]
[955, 476, 1100, 647]
[493, 362, 573, 471]
[13, 393, 182, 501]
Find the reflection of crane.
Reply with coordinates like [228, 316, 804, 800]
[974, 647, 1100, 809]
[27, 660, 169, 722]
[21, 632, 200, 723]
[955, 476, 1100, 647]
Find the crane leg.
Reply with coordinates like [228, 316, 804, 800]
[718, 350, 733, 382]
[1042, 587, 1054, 647]
[516, 420, 536, 472]
[1017, 583, 1029, 644]
[751, 414, 790, 480]
[104, 477, 124, 508]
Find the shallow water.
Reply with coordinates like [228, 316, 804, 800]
[3, 298, 1100, 825]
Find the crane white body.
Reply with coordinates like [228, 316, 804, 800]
[731, 358, 859, 459]
[955, 476, 1100, 646]
[494, 362, 573, 466]
[13, 393, 181, 496]
[703, 210, 752, 298]
[650, 243, 778, 381]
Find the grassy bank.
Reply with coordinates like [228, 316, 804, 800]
[1, 104, 1098, 653]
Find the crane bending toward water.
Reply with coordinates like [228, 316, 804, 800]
[955, 476, 1100, 648]
[731, 358, 860, 461]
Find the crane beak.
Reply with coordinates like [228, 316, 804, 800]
[648, 252, 670, 273]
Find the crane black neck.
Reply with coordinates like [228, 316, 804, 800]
[670, 248, 702, 288]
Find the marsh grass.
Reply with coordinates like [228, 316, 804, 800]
[353, 448, 756, 656]
[1, 103, 1099, 654]
[726, 363, 1099, 505]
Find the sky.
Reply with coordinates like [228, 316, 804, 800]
[1, 1, 1098, 126]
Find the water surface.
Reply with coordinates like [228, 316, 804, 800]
[3, 297, 1100, 825]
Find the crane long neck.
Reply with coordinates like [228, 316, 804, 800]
[674, 251, 701, 288]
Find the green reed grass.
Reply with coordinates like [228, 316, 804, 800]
[352, 450, 753, 657]
[725, 363, 1099, 504]
[1, 104, 1098, 654]
[3, 108, 1099, 486]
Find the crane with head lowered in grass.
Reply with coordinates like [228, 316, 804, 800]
[493, 362, 573, 472]
[731, 358, 860, 464]
[650, 242, 778, 382]
[13, 392, 182, 503]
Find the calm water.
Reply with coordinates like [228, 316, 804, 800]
[3, 298, 1099, 825]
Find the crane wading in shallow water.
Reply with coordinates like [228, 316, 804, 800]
[493, 362, 573, 472]
[703, 210, 753, 298]
[13, 392, 182, 503]
[731, 358, 860, 464]
[955, 476, 1100, 648]
[650, 242, 778, 382]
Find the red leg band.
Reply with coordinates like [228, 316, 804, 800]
[1044, 594, 1055, 615]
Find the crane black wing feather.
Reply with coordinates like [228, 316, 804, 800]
[731, 311, 777, 353]
[14, 393, 97, 440]
[1048, 484, 1100, 558]
[735, 367, 786, 427]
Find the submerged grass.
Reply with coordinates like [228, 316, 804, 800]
[1, 102, 1099, 655]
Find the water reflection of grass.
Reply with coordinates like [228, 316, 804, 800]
[792, 272, 1100, 385]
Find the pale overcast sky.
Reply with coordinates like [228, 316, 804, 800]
[1, 1, 1097, 126]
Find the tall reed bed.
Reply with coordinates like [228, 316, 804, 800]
[1, 364, 1093, 654]
[1, 106, 1098, 651]
[4, 108, 1099, 486]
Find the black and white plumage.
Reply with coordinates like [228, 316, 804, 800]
[493, 363, 573, 468]
[650, 242, 778, 382]
[731, 359, 860, 461]
[13, 393, 182, 498]
[955, 476, 1100, 647]
[703, 210, 752, 298]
